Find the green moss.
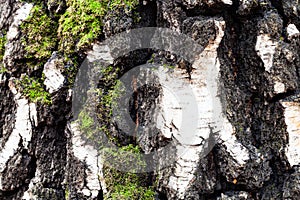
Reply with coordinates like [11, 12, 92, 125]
[0, 66, 7, 73]
[21, 5, 58, 64]
[76, 65, 123, 141]
[62, 56, 80, 86]
[58, 0, 103, 54]
[65, 185, 70, 200]
[103, 144, 155, 200]
[106, 182, 155, 200]
[77, 66, 155, 199]
[96, 65, 127, 143]
[18, 74, 51, 104]
[163, 64, 176, 69]
[58, 0, 138, 55]
[0, 31, 6, 62]
[108, 0, 139, 10]
[77, 112, 156, 199]
[78, 110, 96, 139]
[0, 31, 6, 71]
[102, 80, 124, 115]
[57, 0, 138, 87]
[19, 0, 139, 89]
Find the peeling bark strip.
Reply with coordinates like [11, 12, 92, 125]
[0, 80, 37, 190]
[159, 19, 228, 198]
[1, 0, 300, 199]
[68, 122, 104, 198]
[281, 102, 300, 166]
[0, 98, 36, 172]
[255, 34, 278, 72]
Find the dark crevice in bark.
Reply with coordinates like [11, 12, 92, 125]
[210, 145, 260, 199]
[269, 0, 289, 41]
[218, 0, 291, 198]
[293, 45, 300, 83]
[137, 0, 158, 28]
[176, 1, 231, 17]
[257, 154, 289, 199]
[157, 192, 167, 200]
[113, 49, 155, 78]
[0, 74, 16, 148]
[21, 149, 37, 197]
[268, 89, 296, 102]
[213, 146, 259, 195]
[0, 149, 37, 200]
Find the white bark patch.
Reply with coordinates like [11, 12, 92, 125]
[219, 191, 251, 199]
[4, 3, 33, 66]
[219, 119, 250, 166]
[287, 24, 300, 39]
[22, 169, 42, 200]
[0, 0, 14, 30]
[6, 3, 33, 41]
[183, 0, 232, 6]
[255, 34, 278, 72]
[68, 122, 105, 197]
[222, 0, 232, 5]
[165, 20, 226, 198]
[156, 83, 182, 140]
[87, 44, 114, 64]
[283, 48, 295, 62]
[43, 53, 65, 93]
[0, 87, 37, 189]
[160, 20, 249, 198]
[274, 81, 286, 94]
[281, 102, 300, 166]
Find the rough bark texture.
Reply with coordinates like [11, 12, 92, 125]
[1, 0, 300, 199]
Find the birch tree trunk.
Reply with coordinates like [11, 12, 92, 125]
[1, 0, 300, 199]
